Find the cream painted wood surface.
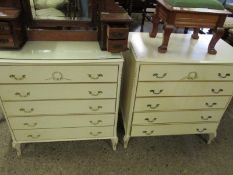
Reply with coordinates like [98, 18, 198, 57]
[137, 82, 233, 97]
[0, 83, 117, 100]
[134, 96, 230, 112]
[0, 66, 118, 83]
[139, 65, 233, 81]
[133, 110, 224, 125]
[14, 126, 114, 142]
[9, 114, 115, 129]
[131, 123, 218, 137]
[4, 99, 116, 116]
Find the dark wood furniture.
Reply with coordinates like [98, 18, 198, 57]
[150, 0, 231, 54]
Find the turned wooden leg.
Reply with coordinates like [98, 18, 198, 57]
[192, 28, 200, 39]
[12, 142, 22, 157]
[158, 24, 174, 53]
[208, 27, 224, 55]
[111, 137, 118, 151]
[123, 135, 130, 149]
[149, 13, 160, 38]
[207, 133, 217, 144]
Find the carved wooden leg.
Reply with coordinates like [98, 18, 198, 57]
[207, 133, 217, 144]
[208, 27, 224, 55]
[123, 135, 130, 149]
[12, 142, 22, 157]
[192, 28, 200, 39]
[158, 24, 174, 53]
[111, 137, 118, 151]
[149, 13, 160, 38]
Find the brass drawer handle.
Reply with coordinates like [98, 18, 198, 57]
[89, 132, 102, 137]
[89, 120, 103, 125]
[186, 71, 198, 80]
[150, 89, 164, 95]
[147, 104, 160, 110]
[9, 74, 26, 81]
[201, 116, 213, 121]
[218, 73, 231, 79]
[19, 108, 34, 113]
[205, 103, 217, 108]
[15, 92, 30, 98]
[143, 130, 154, 136]
[46, 71, 70, 81]
[196, 128, 207, 133]
[153, 73, 167, 79]
[211, 89, 223, 94]
[88, 74, 103, 80]
[89, 91, 103, 96]
[27, 134, 41, 139]
[89, 106, 103, 111]
[24, 122, 38, 127]
[145, 117, 157, 123]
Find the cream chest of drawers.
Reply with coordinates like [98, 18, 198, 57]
[121, 33, 233, 148]
[0, 41, 123, 156]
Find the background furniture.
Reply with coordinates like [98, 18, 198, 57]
[122, 32, 233, 148]
[150, 0, 231, 54]
[0, 41, 123, 156]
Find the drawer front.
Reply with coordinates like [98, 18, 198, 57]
[107, 25, 129, 39]
[131, 123, 218, 137]
[107, 39, 128, 53]
[133, 110, 224, 125]
[4, 99, 116, 116]
[134, 97, 230, 112]
[9, 114, 115, 129]
[0, 22, 11, 34]
[14, 126, 114, 141]
[0, 35, 14, 48]
[137, 82, 233, 97]
[0, 66, 118, 83]
[139, 65, 233, 81]
[0, 83, 117, 101]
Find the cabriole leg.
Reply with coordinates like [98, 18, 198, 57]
[208, 27, 224, 55]
[158, 24, 174, 53]
[12, 142, 22, 157]
[192, 28, 200, 39]
[208, 133, 217, 144]
[149, 12, 160, 38]
[111, 137, 118, 151]
[123, 135, 130, 149]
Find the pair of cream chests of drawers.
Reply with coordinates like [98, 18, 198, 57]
[0, 42, 123, 156]
[121, 33, 233, 148]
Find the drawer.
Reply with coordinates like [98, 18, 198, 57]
[9, 114, 115, 129]
[133, 110, 224, 125]
[107, 25, 129, 39]
[0, 83, 117, 101]
[0, 35, 14, 48]
[136, 82, 233, 97]
[107, 39, 128, 53]
[4, 99, 116, 116]
[131, 123, 218, 137]
[14, 126, 114, 142]
[139, 65, 233, 81]
[0, 22, 11, 34]
[0, 66, 118, 83]
[134, 96, 230, 112]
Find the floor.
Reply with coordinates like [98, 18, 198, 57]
[1, 16, 233, 175]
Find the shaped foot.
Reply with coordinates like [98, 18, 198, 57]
[123, 136, 130, 149]
[12, 142, 22, 157]
[111, 138, 118, 151]
[207, 133, 217, 144]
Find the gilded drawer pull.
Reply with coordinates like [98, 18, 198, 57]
[150, 89, 164, 95]
[145, 118, 157, 123]
[153, 73, 167, 79]
[89, 106, 103, 111]
[89, 91, 103, 96]
[15, 92, 30, 98]
[201, 116, 213, 121]
[186, 72, 198, 80]
[89, 132, 102, 137]
[27, 134, 41, 139]
[211, 89, 223, 94]
[88, 74, 103, 80]
[205, 103, 217, 108]
[196, 128, 207, 133]
[24, 122, 38, 127]
[9, 74, 26, 81]
[89, 120, 103, 125]
[143, 130, 154, 136]
[19, 108, 34, 113]
[147, 104, 160, 110]
[218, 73, 231, 79]
[46, 71, 70, 81]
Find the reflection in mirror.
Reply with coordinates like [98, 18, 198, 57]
[30, 0, 91, 21]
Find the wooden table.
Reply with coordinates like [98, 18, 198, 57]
[150, 0, 231, 54]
